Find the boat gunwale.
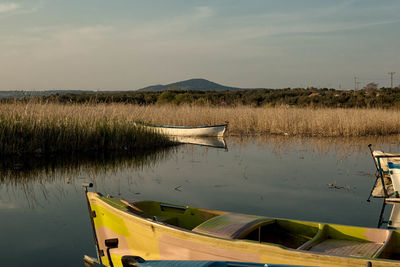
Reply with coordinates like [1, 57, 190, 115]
[90, 193, 224, 237]
[89, 192, 396, 259]
[139, 123, 227, 129]
[90, 193, 309, 248]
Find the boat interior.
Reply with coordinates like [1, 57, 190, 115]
[101, 195, 400, 260]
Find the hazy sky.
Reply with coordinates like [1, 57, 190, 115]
[1, 0, 399, 90]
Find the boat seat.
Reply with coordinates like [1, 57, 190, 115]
[308, 239, 384, 258]
[299, 224, 393, 258]
[192, 213, 273, 239]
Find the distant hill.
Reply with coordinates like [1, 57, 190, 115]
[138, 78, 243, 91]
[0, 90, 95, 99]
[0, 79, 249, 99]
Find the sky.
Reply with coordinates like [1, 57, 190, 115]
[0, 0, 399, 90]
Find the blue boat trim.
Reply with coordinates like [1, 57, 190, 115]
[388, 162, 400, 169]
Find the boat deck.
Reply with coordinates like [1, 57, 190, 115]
[308, 239, 383, 257]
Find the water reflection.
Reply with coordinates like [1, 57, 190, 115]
[230, 135, 400, 157]
[377, 201, 400, 229]
[3, 135, 400, 184]
[0, 148, 176, 207]
[1, 136, 400, 267]
[172, 136, 227, 149]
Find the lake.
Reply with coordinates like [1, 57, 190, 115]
[1, 136, 399, 267]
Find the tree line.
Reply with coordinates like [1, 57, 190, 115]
[4, 86, 400, 108]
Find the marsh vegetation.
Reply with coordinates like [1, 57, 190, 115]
[1, 101, 400, 156]
[0, 102, 172, 156]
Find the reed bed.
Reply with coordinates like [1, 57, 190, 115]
[2, 102, 400, 156]
[128, 104, 400, 137]
[0, 102, 172, 155]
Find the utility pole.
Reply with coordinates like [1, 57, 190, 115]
[388, 72, 396, 89]
[354, 77, 358, 90]
[354, 77, 361, 90]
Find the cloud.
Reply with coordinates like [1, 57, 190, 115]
[124, 6, 215, 41]
[0, 2, 20, 13]
[203, 1, 400, 42]
[194, 6, 214, 19]
[0, 2, 398, 90]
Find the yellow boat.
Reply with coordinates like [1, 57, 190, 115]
[85, 189, 400, 267]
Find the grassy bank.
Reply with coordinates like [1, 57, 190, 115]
[0, 102, 172, 156]
[1, 102, 400, 156]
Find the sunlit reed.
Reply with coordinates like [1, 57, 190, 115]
[2, 101, 400, 155]
[0, 102, 172, 155]
[129, 104, 400, 137]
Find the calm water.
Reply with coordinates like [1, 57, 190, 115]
[1, 136, 400, 267]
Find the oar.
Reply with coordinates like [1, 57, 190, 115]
[368, 144, 379, 172]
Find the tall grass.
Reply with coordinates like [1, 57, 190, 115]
[128, 104, 400, 137]
[0, 102, 172, 155]
[1, 102, 400, 156]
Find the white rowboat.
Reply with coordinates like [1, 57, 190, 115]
[136, 122, 227, 137]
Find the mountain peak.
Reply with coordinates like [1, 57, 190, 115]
[138, 78, 242, 91]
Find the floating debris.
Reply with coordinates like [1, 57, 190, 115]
[327, 182, 355, 192]
[327, 181, 344, 189]
[174, 185, 182, 192]
[213, 184, 229, 188]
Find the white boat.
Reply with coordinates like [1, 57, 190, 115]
[370, 150, 400, 198]
[387, 161, 400, 197]
[380, 199, 400, 229]
[135, 122, 227, 137]
[388, 202, 400, 229]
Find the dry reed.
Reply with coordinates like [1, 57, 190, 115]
[2, 102, 400, 155]
[127, 104, 400, 137]
[0, 102, 172, 155]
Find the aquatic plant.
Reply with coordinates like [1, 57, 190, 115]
[0, 102, 172, 155]
[2, 101, 400, 156]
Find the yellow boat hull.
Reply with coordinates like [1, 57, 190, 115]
[87, 192, 400, 267]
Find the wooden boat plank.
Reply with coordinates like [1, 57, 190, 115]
[192, 213, 272, 239]
[308, 239, 383, 257]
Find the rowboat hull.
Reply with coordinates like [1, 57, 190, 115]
[87, 192, 400, 267]
[137, 122, 227, 137]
